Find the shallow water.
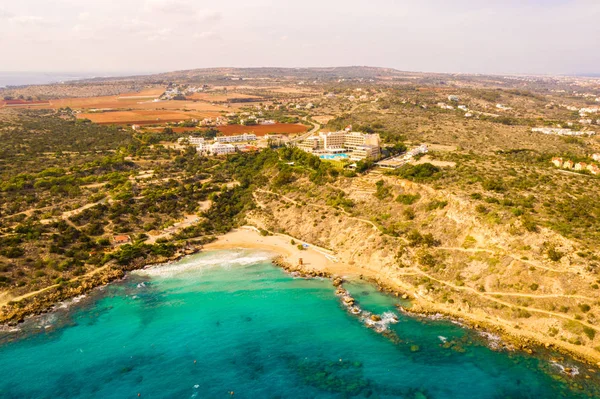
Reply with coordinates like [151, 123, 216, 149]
[0, 249, 598, 398]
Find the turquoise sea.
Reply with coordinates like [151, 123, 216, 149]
[1, 249, 598, 398]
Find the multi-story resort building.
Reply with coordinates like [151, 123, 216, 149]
[177, 136, 205, 146]
[178, 133, 259, 156]
[188, 136, 205, 146]
[197, 142, 237, 156]
[297, 131, 381, 161]
[215, 133, 258, 143]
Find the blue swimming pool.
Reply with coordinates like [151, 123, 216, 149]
[319, 153, 348, 160]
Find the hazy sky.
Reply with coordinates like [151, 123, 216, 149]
[1, 0, 599, 76]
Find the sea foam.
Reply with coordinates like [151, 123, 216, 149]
[551, 360, 580, 376]
[362, 311, 399, 332]
[136, 250, 274, 278]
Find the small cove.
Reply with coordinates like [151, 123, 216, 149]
[1, 249, 599, 399]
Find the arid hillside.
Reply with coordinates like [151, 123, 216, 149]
[248, 171, 600, 364]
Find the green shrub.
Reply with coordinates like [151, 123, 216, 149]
[547, 246, 564, 262]
[390, 163, 442, 182]
[482, 179, 506, 192]
[579, 304, 591, 313]
[396, 193, 421, 205]
[583, 326, 596, 340]
[426, 200, 448, 211]
[475, 204, 488, 214]
[529, 283, 539, 291]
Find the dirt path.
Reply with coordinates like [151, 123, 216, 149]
[483, 291, 596, 301]
[255, 189, 380, 232]
[40, 197, 108, 225]
[410, 267, 600, 331]
[255, 187, 600, 331]
[0, 265, 112, 308]
[0, 291, 13, 307]
[434, 246, 575, 274]
[145, 214, 200, 244]
[0, 204, 54, 221]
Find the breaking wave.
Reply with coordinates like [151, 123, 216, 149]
[135, 250, 274, 278]
[362, 311, 399, 333]
[55, 294, 87, 310]
[478, 331, 504, 350]
[551, 360, 580, 376]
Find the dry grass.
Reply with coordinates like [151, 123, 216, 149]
[77, 110, 218, 125]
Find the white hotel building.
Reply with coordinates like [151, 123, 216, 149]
[197, 142, 237, 155]
[297, 131, 381, 161]
[215, 133, 258, 143]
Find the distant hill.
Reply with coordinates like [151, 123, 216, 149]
[78, 66, 437, 84]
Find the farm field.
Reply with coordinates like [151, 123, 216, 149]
[186, 92, 262, 102]
[77, 109, 221, 125]
[216, 123, 308, 136]
[2, 88, 244, 114]
[147, 123, 309, 135]
[1, 85, 281, 126]
[64, 97, 239, 117]
[0, 100, 51, 108]
[48, 88, 165, 109]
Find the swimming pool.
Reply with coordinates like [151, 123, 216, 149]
[319, 153, 348, 160]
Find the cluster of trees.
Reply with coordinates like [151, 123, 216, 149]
[388, 163, 442, 182]
[374, 180, 392, 200]
[110, 242, 177, 266]
[0, 111, 132, 158]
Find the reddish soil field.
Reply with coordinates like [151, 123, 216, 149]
[148, 124, 307, 135]
[54, 96, 231, 114]
[1, 100, 50, 108]
[217, 123, 307, 136]
[96, 119, 188, 126]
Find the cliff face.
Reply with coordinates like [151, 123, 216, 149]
[248, 178, 600, 363]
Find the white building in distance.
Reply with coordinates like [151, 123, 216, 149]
[532, 127, 595, 137]
[188, 136, 205, 145]
[216, 133, 258, 143]
[177, 136, 205, 146]
[198, 142, 236, 155]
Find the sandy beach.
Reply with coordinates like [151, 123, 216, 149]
[203, 226, 368, 278]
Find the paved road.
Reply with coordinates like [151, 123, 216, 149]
[290, 116, 320, 143]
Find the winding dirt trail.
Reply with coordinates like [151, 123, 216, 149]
[39, 197, 109, 226]
[255, 189, 380, 231]
[254, 187, 600, 334]
[0, 265, 112, 308]
[433, 246, 576, 274]
[410, 267, 600, 332]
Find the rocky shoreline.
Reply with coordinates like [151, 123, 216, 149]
[272, 255, 600, 379]
[3, 244, 600, 387]
[0, 243, 204, 325]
